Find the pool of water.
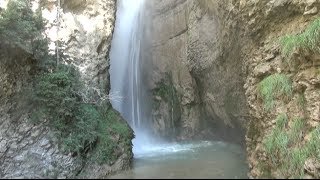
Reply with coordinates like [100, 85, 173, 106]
[108, 141, 249, 179]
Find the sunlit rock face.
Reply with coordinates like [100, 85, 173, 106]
[0, 0, 126, 178]
[40, 0, 116, 93]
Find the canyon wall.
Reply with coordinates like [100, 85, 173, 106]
[148, 0, 320, 178]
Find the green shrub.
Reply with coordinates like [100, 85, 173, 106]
[32, 65, 81, 129]
[32, 65, 133, 165]
[280, 18, 320, 57]
[258, 73, 293, 110]
[1, 0, 132, 167]
[286, 148, 308, 178]
[153, 81, 173, 102]
[0, 0, 43, 48]
[62, 104, 100, 154]
[0, 0, 54, 69]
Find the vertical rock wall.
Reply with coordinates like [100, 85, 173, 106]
[148, 0, 248, 143]
[148, 0, 320, 178]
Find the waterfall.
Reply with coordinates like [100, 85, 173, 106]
[109, 0, 144, 129]
[110, 0, 152, 155]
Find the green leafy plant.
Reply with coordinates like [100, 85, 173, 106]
[91, 108, 133, 164]
[0, 0, 43, 48]
[0, 0, 54, 69]
[32, 65, 133, 165]
[32, 65, 81, 129]
[258, 73, 293, 110]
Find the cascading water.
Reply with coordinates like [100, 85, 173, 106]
[109, 0, 154, 155]
[109, 0, 144, 130]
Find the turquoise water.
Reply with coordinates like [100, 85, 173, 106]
[108, 141, 249, 179]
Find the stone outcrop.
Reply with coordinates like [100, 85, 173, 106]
[0, 0, 133, 178]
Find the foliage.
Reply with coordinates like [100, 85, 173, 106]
[0, 0, 54, 69]
[32, 65, 81, 128]
[0, 0, 43, 48]
[62, 104, 100, 154]
[263, 113, 319, 178]
[32, 65, 132, 165]
[91, 108, 133, 164]
[280, 18, 320, 57]
[152, 73, 180, 137]
[258, 73, 293, 111]
[275, 113, 288, 129]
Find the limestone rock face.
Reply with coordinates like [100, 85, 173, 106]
[147, 0, 248, 143]
[41, 0, 116, 93]
[0, 0, 132, 178]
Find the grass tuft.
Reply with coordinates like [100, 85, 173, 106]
[258, 73, 293, 111]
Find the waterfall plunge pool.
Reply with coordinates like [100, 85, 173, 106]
[108, 141, 249, 179]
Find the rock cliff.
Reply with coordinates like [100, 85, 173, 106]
[147, 0, 320, 178]
[147, 0, 248, 143]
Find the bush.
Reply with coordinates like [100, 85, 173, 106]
[0, 0, 45, 45]
[62, 104, 100, 155]
[306, 127, 320, 159]
[0, 0, 54, 69]
[32, 65, 133, 164]
[258, 73, 293, 110]
[32, 65, 81, 129]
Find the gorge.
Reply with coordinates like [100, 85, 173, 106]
[0, 0, 320, 179]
